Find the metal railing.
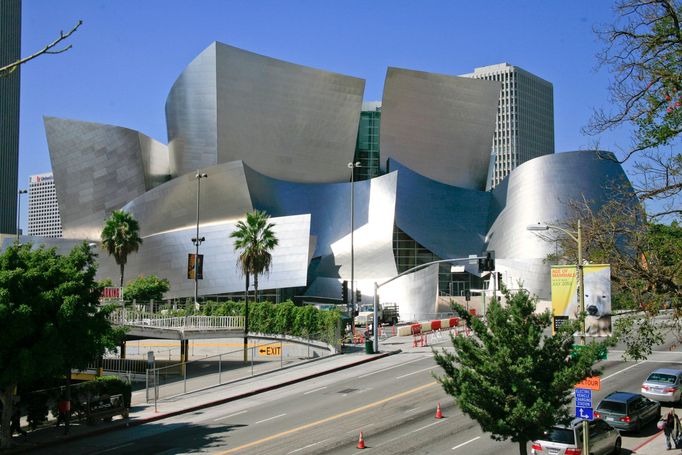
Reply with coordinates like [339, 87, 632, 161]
[108, 309, 244, 330]
[145, 334, 336, 403]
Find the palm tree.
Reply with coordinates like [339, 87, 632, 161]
[101, 210, 143, 288]
[231, 210, 279, 360]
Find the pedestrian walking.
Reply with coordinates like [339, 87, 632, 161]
[664, 408, 678, 450]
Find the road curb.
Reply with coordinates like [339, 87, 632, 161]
[631, 428, 663, 453]
[6, 349, 400, 453]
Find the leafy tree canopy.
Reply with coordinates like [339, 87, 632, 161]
[588, 0, 682, 220]
[434, 288, 607, 455]
[123, 274, 170, 302]
[0, 242, 119, 447]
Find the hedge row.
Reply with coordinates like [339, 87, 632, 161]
[200, 300, 342, 342]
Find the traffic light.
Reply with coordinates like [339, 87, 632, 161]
[478, 251, 495, 272]
[341, 280, 348, 303]
[356, 290, 362, 303]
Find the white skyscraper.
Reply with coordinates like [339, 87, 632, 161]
[27, 172, 62, 237]
[462, 63, 554, 189]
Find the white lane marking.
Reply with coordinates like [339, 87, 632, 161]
[254, 413, 286, 424]
[610, 350, 682, 354]
[412, 419, 445, 433]
[358, 356, 431, 378]
[303, 386, 327, 395]
[452, 436, 481, 450]
[356, 387, 373, 395]
[99, 443, 134, 453]
[396, 365, 439, 379]
[287, 438, 330, 454]
[601, 362, 642, 381]
[404, 407, 420, 413]
[213, 410, 248, 422]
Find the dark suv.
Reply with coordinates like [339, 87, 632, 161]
[595, 391, 661, 432]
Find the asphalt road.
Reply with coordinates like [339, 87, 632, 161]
[32, 335, 682, 454]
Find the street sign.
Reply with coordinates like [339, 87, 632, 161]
[576, 376, 601, 391]
[576, 406, 594, 421]
[575, 388, 592, 408]
[258, 344, 282, 356]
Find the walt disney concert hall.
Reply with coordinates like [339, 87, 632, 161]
[32, 42, 633, 319]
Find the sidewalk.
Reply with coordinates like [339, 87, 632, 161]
[631, 408, 682, 454]
[4, 337, 411, 453]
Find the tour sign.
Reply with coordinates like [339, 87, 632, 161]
[575, 376, 601, 391]
[258, 345, 282, 356]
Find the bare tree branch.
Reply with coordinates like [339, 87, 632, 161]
[0, 20, 83, 78]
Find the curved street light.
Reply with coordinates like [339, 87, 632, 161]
[527, 220, 588, 454]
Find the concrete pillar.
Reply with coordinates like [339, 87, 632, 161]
[120, 341, 126, 359]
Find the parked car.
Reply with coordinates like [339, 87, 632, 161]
[594, 392, 661, 432]
[531, 418, 621, 455]
[641, 368, 682, 403]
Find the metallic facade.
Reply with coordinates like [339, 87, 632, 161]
[380, 67, 500, 190]
[166, 42, 365, 183]
[34, 41, 638, 318]
[44, 117, 169, 240]
[0, 0, 21, 234]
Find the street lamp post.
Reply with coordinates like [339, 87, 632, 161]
[527, 220, 587, 453]
[16, 189, 27, 241]
[348, 161, 361, 335]
[192, 172, 208, 308]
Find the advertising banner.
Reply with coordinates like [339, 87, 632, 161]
[551, 264, 611, 336]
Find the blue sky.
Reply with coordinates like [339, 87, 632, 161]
[18, 1, 628, 227]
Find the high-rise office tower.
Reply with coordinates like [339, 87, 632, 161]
[462, 63, 554, 189]
[27, 173, 63, 238]
[0, 0, 21, 234]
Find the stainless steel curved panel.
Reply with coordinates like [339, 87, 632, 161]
[244, 164, 398, 280]
[390, 159, 491, 261]
[138, 134, 171, 190]
[380, 263, 439, 321]
[165, 43, 218, 178]
[381, 67, 499, 189]
[121, 160, 253, 237]
[486, 150, 635, 299]
[166, 42, 365, 183]
[44, 117, 168, 240]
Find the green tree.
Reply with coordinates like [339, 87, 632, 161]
[123, 274, 170, 301]
[544, 197, 681, 359]
[433, 288, 607, 455]
[101, 210, 143, 288]
[588, 0, 682, 220]
[230, 210, 279, 360]
[0, 243, 119, 447]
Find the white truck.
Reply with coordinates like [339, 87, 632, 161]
[354, 303, 399, 326]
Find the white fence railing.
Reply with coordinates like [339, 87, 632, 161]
[109, 309, 244, 330]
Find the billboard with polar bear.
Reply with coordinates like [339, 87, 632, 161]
[551, 264, 612, 337]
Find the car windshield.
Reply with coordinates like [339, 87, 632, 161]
[647, 373, 677, 384]
[542, 427, 575, 445]
[598, 400, 626, 413]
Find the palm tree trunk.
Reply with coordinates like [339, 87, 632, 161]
[243, 272, 249, 362]
[119, 263, 125, 288]
[254, 274, 259, 303]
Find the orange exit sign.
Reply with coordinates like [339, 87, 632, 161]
[575, 376, 601, 391]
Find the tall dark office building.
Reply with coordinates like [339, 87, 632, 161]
[0, 0, 21, 235]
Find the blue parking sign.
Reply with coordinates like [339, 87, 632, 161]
[576, 406, 594, 421]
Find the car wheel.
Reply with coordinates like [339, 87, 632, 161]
[612, 437, 622, 454]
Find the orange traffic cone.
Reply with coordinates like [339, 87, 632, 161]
[357, 431, 366, 449]
[435, 402, 444, 419]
